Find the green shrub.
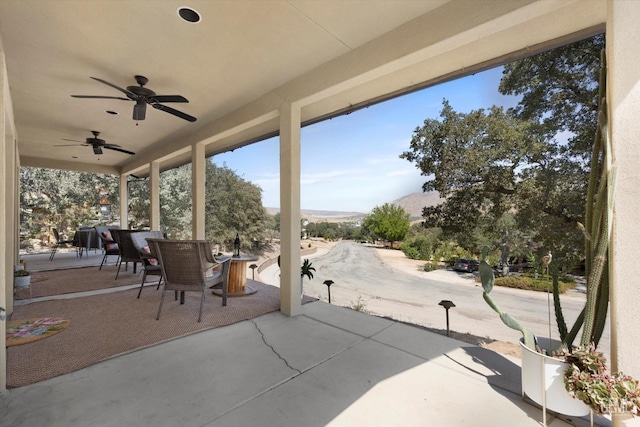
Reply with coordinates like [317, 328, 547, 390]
[493, 274, 575, 293]
[423, 262, 442, 272]
[400, 235, 432, 260]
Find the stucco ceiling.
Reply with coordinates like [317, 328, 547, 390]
[0, 0, 605, 177]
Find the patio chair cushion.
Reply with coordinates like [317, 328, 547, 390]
[142, 246, 159, 266]
[101, 231, 119, 250]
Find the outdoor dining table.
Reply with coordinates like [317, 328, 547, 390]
[212, 254, 259, 297]
[74, 228, 101, 257]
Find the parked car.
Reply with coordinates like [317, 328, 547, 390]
[453, 258, 479, 273]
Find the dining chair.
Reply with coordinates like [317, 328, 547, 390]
[95, 226, 120, 270]
[130, 230, 165, 298]
[149, 239, 231, 322]
[110, 229, 143, 279]
[49, 228, 76, 261]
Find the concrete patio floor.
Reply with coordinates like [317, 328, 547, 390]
[2, 251, 605, 426]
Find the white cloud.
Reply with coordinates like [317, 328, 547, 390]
[385, 169, 413, 177]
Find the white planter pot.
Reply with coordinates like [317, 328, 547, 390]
[520, 337, 590, 417]
[14, 275, 31, 289]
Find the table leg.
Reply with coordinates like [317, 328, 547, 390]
[212, 259, 257, 297]
[228, 261, 247, 293]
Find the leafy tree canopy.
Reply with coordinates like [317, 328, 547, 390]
[205, 161, 270, 248]
[20, 167, 119, 240]
[160, 164, 192, 238]
[400, 101, 550, 243]
[305, 221, 362, 241]
[20, 161, 271, 250]
[499, 34, 604, 159]
[400, 34, 603, 268]
[363, 203, 410, 244]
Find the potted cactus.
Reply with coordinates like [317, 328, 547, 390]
[480, 50, 637, 421]
[481, 248, 590, 418]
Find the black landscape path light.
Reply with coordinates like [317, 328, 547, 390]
[438, 300, 456, 337]
[323, 280, 334, 303]
[249, 263, 257, 280]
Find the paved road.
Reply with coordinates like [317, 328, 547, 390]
[298, 241, 610, 356]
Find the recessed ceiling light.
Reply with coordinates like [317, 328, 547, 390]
[106, 110, 118, 115]
[178, 6, 201, 23]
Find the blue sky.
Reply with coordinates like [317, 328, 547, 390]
[211, 66, 520, 213]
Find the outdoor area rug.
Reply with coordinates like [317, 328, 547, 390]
[7, 280, 291, 388]
[14, 265, 142, 300]
[6, 317, 71, 347]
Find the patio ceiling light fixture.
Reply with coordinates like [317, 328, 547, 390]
[177, 6, 201, 24]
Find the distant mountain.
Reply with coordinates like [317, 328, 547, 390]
[391, 191, 443, 220]
[265, 191, 442, 223]
[265, 207, 366, 223]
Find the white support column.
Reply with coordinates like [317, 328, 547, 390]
[192, 142, 205, 239]
[0, 50, 10, 393]
[608, 3, 640, 426]
[149, 161, 160, 230]
[279, 101, 302, 317]
[5, 114, 16, 317]
[119, 174, 128, 229]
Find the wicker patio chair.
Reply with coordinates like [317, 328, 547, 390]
[110, 229, 143, 279]
[199, 241, 231, 307]
[130, 230, 165, 298]
[149, 239, 231, 322]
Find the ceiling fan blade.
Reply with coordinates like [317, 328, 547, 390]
[61, 138, 85, 143]
[54, 144, 87, 147]
[102, 143, 122, 148]
[152, 103, 197, 122]
[151, 95, 189, 103]
[71, 95, 131, 101]
[133, 102, 146, 120]
[104, 145, 135, 156]
[93, 145, 103, 155]
[90, 77, 137, 98]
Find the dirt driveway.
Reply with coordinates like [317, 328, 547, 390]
[297, 241, 519, 357]
[290, 241, 602, 360]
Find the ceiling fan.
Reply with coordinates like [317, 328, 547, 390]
[71, 75, 197, 122]
[56, 131, 135, 155]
